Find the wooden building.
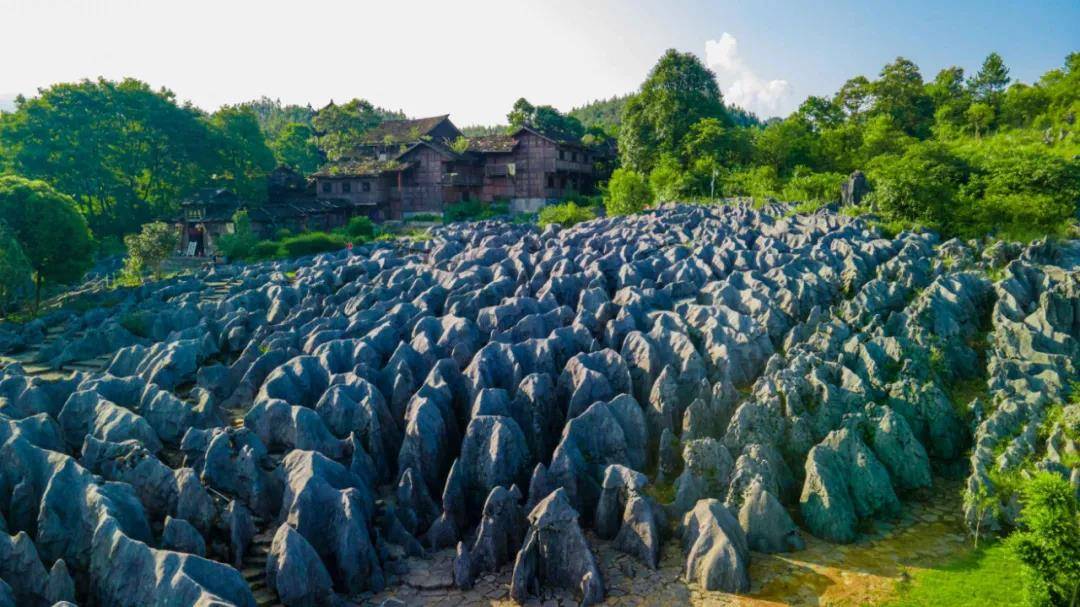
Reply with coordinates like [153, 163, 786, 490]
[313, 116, 599, 220]
[176, 167, 362, 256]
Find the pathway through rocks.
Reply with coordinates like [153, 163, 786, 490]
[362, 480, 970, 607]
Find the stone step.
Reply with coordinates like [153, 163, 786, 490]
[252, 587, 278, 607]
[242, 567, 263, 581]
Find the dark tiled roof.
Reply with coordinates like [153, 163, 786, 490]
[180, 188, 238, 208]
[515, 125, 584, 146]
[362, 115, 450, 144]
[466, 135, 518, 153]
[312, 158, 412, 178]
[247, 198, 368, 223]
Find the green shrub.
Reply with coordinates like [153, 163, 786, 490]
[781, 170, 846, 204]
[406, 213, 443, 223]
[538, 202, 596, 228]
[1007, 472, 1080, 607]
[278, 232, 345, 257]
[968, 193, 1074, 241]
[345, 216, 377, 240]
[867, 142, 972, 230]
[724, 165, 781, 201]
[216, 210, 260, 260]
[605, 168, 652, 216]
[122, 221, 179, 282]
[444, 199, 509, 222]
[960, 146, 1080, 240]
[250, 240, 283, 260]
[119, 311, 152, 338]
[648, 154, 694, 202]
[0, 223, 32, 316]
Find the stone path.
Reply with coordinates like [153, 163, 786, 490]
[362, 480, 970, 607]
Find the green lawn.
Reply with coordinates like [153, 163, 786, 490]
[882, 543, 1025, 607]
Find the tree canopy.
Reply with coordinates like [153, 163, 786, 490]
[0, 78, 276, 237]
[507, 98, 585, 140]
[619, 49, 732, 173]
[0, 175, 94, 307]
[310, 98, 405, 160]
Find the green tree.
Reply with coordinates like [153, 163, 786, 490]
[619, 49, 731, 173]
[568, 95, 631, 135]
[927, 66, 971, 132]
[968, 52, 1012, 105]
[0, 222, 32, 316]
[270, 122, 322, 174]
[0, 78, 218, 237]
[871, 57, 934, 138]
[682, 117, 754, 168]
[1000, 83, 1052, 128]
[966, 102, 995, 140]
[1008, 472, 1080, 607]
[835, 76, 873, 118]
[121, 221, 179, 281]
[724, 165, 781, 200]
[215, 210, 260, 260]
[209, 106, 277, 202]
[753, 116, 822, 175]
[237, 96, 315, 138]
[0, 176, 93, 310]
[798, 95, 844, 131]
[507, 98, 585, 139]
[859, 113, 913, 163]
[866, 142, 970, 230]
[312, 99, 405, 160]
[649, 154, 693, 202]
[605, 168, 652, 215]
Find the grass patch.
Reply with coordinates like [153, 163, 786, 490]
[883, 542, 1024, 607]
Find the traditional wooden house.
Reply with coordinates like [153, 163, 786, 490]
[313, 116, 599, 220]
[176, 167, 361, 256]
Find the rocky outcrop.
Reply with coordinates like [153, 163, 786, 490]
[510, 488, 604, 605]
[681, 499, 750, 592]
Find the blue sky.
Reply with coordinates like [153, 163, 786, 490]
[1, 0, 1077, 123]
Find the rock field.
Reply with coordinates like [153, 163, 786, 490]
[0, 202, 1076, 607]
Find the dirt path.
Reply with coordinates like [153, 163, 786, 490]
[361, 480, 971, 607]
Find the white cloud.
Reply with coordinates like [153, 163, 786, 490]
[706, 33, 793, 117]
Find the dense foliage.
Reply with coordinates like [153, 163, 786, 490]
[606, 50, 1080, 240]
[569, 95, 631, 135]
[0, 79, 275, 237]
[0, 222, 31, 316]
[1008, 473, 1080, 607]
[310, 98, 405, 160]
[605, 168, 652, 216]
[215, 210, 260, 261]
[121, 221, 180, 282]
[0, 176, 93, 308]
[537, 201, 596, 228]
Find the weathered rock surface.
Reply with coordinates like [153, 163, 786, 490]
[2, 205, 1075, 605]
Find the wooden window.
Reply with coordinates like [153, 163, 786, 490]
[321, 181, 332, 193]
[546, 175, 554, 188]
[559, 150, 566, 160]
[362, 181, 371, 192]
[342, 182, 352, 193]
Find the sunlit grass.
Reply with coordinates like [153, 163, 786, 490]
[881, 542, 1024, 607]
